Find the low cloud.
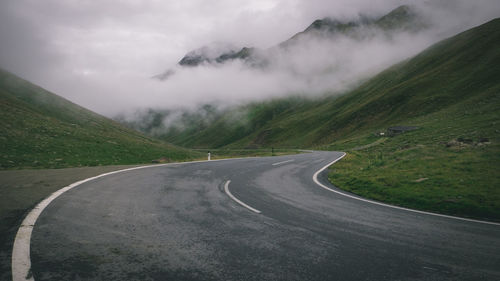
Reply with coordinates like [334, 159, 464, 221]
[150, 29, 436, 109]
[0, 0, 499, 116]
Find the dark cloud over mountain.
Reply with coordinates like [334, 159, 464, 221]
[0, 0, 499, 115]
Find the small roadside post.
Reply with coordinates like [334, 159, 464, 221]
[208, 151, 211, 161]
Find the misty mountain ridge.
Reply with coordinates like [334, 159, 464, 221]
[178, 42, 239, 67]
[154, 4, 426, 80]
[127, 17, 500, 150]
[280, 4, 424, 48]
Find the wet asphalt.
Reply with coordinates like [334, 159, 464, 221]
[30, 151, 500, 280]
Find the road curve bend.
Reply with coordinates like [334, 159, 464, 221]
[13, 151, 500, 280]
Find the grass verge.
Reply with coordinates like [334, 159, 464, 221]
[327, 117, 499, 222]
[194, 148, 302, 160]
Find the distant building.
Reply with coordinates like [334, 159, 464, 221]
[387, 126, 419, 135]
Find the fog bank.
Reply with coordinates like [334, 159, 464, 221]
[0, 0, 499, 116]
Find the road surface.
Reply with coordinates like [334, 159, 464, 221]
[26, 151, 500, 280]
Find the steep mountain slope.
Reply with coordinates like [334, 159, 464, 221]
[154, 4, 425, 80]
[324, 18, 500, 220]
[0, 69, 201, 169]
[147, 18, 500, 220]
[158, 18, 499, 149]
[281, 5, 424, 48]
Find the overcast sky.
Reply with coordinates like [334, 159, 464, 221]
[1, 0, 499, 116]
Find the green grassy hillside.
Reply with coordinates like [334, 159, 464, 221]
[162, 18, 500, 149]
[158, 18, 500, 220]
[325, 18, 500, 220]
[0, 70, 202, 169]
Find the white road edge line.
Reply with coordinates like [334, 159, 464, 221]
[272, 159, 294, 166]
[13, 152, 499, 281]
[11, 156, 257, 281]
[224, 180, 261, 214]
[313, 152, 500, 226]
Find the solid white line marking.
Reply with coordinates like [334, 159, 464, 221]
[313, 152, 500, 226]
[224, 180, 261, 214]
[11, 164, 164, 281]
[272, 159, 294, 166]
[11, 156, 261, 281]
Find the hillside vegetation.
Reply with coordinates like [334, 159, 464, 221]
[159, 19, 499, 150]
[0, 70, 202, 169]
[326, 18, 500, 221]
[154, 19, 500, 220]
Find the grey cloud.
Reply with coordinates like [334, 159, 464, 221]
[0, 1, 62, 81]
[0, 0, 499, 116]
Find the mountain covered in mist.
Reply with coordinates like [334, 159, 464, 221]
[154, 5, 426, 80]
[120, 17, 500, 222]
[0, 69, 200, 169]
[126, 17, 500, 149]
[280, 5, 424, 48]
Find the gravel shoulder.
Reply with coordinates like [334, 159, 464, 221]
[0, 165, 145, 281]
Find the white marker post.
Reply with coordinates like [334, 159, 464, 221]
[208, 151, 211, 161]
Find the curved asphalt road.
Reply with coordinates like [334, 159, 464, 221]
[28, 151, 500, 280]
